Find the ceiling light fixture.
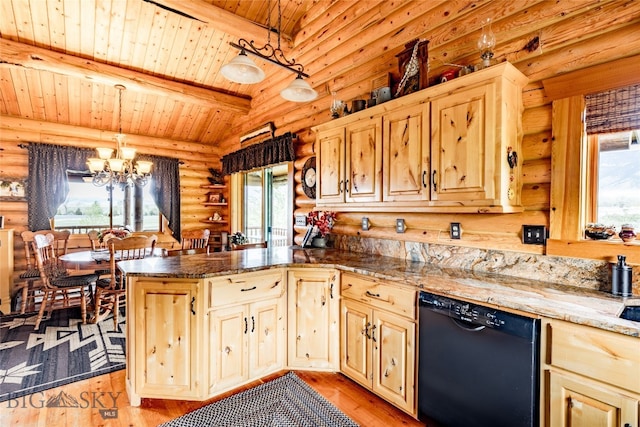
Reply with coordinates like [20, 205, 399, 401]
[220, 0, 317, 102]
[87, 84, 153, 189]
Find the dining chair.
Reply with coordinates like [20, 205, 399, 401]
[93, 234, 157, 326]
[17, 230, 71, 314]
[230, 241, 268, 250]
[164, 247, 209, 257]
[87, 229, 113, 279]
[181, 228, 210, 252]
[32, 233, 97, 330]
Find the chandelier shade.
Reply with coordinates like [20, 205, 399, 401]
[88, 84, 152, 188]
[280, 75, 318, 102]
[221, 51, 266, 84]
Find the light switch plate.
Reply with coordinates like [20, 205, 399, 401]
[294, 214, 307, 227]
[396, 218, 406, 233]
[362, 217, 370, 231]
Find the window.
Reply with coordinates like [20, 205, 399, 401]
[55, 171, 160, 233]
[592, 130, 640, 226]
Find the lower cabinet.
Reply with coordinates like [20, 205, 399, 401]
[207, 269, 286, 395]
[127, 277, 204, 405]
[209, 297, 285, 392]
[340, 273, 417, 416]
[287, 268, 339, 370]
[542, 318, 640, 427]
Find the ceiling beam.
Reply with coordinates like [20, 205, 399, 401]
[158, 0, 293, 46]
[0, 38, 251, 114]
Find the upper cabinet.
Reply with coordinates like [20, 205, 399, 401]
[313, 62, 528, 213]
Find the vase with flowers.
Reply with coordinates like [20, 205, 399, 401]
[97, 228, 131, 245]
[307, 211, 336, 248]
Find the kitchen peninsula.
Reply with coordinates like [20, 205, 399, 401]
[119, 246, 640, 421]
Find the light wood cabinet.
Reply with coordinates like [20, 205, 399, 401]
[207, 269, 286, 394]
[383, 103, 430, 202]
[287, 268, 340, 370]
[127, 277, 204, 405]
[0, 229, 14, 314]
[542, 318, 640, 427]
[313, 61, 527, 213]
[340, 273, 416, 416]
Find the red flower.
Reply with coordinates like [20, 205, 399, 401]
[307, 211, 336, 238]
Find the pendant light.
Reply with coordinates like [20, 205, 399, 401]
[221, 0, 317, 102]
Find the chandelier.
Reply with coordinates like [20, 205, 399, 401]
[220, 0, 318, 102]
[87, 84, 153, 188]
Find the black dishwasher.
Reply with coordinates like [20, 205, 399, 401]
[418, 291, 540, 427]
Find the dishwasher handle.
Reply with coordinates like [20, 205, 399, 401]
[451, 317, 486, 332]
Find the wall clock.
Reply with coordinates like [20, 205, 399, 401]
[301, 156, 316, 199]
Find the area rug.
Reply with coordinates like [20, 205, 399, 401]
[0, 307, 125, 402]
[160, 371, 359, 427]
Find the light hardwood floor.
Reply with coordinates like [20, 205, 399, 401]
[1, 369, 426, 426]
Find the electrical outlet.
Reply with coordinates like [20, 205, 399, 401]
[294, 214, 307, 227]
[396, 218, 406, 233]
[450, 222, 462, 239]
[522, 225, 547, 245]
[362, 217, 370, 231]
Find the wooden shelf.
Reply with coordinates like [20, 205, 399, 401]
[203, 202, 228, 206]
[200, 184, 225, 189]
[201, 220, 229, 225]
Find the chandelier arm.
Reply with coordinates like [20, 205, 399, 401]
[230, 41, 308, 78]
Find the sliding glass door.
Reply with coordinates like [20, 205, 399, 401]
[240, 163, 292, 247]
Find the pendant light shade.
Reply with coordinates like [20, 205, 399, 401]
[280, 75, 318, 102]
[221, 51, 266, 84]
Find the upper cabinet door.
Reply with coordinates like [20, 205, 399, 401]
[345, 118, 382, 203]
[317, 127, 346, 204]
[383, 103, 431, 202]
[431, 83, 494, 202]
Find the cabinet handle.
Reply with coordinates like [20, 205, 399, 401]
[190, 297, 196, 315]
[363, 322, 371, 339]
[371, 324, 377, 342]
[422, 170, 427, 188]
[339, 180, 344, 194]
[345, 179, 349, 194]
[365, 290, 381, 298]
[330, 282, 334, 299]
[244, 317, 248, 334]
[241, 286, 257, 292]
[432, 170, 437, 191]
[251, 316, 255, 333]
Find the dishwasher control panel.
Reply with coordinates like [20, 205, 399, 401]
[419, 291, 536, 337]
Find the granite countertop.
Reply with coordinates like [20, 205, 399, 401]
[118, 247, 640, 337]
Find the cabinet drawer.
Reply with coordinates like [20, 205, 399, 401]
[209, 269, 284, 308]
[341, 273, 416, 319]
[546, 319, 640, 393]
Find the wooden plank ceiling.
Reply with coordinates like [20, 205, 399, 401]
[0, 0, 314, 145]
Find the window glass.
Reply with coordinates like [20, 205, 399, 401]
[55, 173, 159, 232]
[595, 130, 640, 227]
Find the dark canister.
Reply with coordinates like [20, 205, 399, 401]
[611, 254, 633, 297]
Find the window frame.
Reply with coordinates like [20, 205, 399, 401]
[543, 55, 640, 264]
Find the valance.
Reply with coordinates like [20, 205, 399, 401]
[222, 132, 295, 174]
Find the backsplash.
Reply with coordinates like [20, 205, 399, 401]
[333, 234, 639, 296]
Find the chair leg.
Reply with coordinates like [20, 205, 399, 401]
[21, 284, 28, 314]
[80, 288, 87, 324]
[113, 296, 119, 328]
[34, 290, 52, 330]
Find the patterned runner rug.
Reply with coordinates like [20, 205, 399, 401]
[0, 307, 125, 402]
[160, 372, 359, 427]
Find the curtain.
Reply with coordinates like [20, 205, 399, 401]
[27, 143, 94, 231]
[222, 132, 295, 174]
[139, 154, 181, 241]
